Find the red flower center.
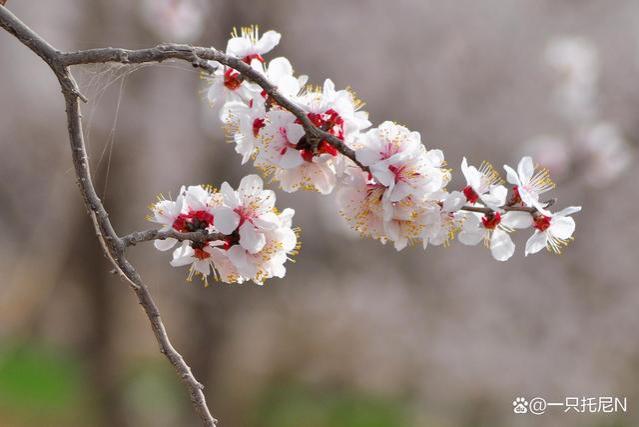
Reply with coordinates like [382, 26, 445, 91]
[293, 109, 344, 161]
[223, 69, 242, 90]
[318, 140, 338, 156]
[252, 118, 265, 137]
[533, 215, 551, 232]
[172, 210, 214, 233]
[510, 185, 522, 205]
[242, 53, 265, 64]
[193, 247, 211, 260]
[463, 185, 479, 204]
[481, 212, 501, 229]
[300, 149, 314, 162]
[222, 229, 241, 250]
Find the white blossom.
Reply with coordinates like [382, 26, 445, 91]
[458, 211, 533, 261]
[226, 26, 281, 64]
[525, 206, 581, 255]
[356, 121, 447, 206]
[504, 156, 555, 214]
[460, 158, 507, 211]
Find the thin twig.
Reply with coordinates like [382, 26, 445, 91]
[457, 199, 555, 215]
[0, 5, 216, 426]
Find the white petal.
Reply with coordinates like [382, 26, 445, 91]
[212, 207, 241, 234]
[461, 157, 472, 184]
[154, 237, 177, 251]
[170, 245, 195, 267]
[278, 227, 298, 252]
[239, 222, 266, 254]
[311, 164, 337, 195]
[425, 149, 444, 167]
[443, 191, 465, 212]
[555, 206, 582, 217]
[226, 37, 251, 57]
[193, 260, 211, 276]
[255, 30, 281, 54]
[481, 185, 507, 209]
[458, 228, 485, 246]
[503, 164, 521, 186]
[490, 229, 515, 261]
[370, 163, 395, 187]
[322, 79, 336, 96]
[278, 208, 295, 228]
[238, 174, 264, 196]
[279, 148, 304, 169]
[389, 182, 412, 202]
[393, 237, 408, 251]
[550, 216, 575, 239]
[501, 211, 533, 229]
[253, 212, 280, 230]
[206, 81, 224, 105]
[517, 156, 535, 184]
[185, 185, 209, 210]
[227, 246, 258, 278]
[286, 122, 306, 143]
[458, 216, 485, 246]
[220, 182, 240, 208]
[525, 231, 547, 256]
[267, 57, 292, 79]
[517, 186, 539, 208]
[355, 147, 382, 166]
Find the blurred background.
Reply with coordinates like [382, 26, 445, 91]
[1, 0, 638, 426]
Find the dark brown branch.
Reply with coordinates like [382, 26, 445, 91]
[122, 228, 226, 247]
[0, 5, 216, 426]
[60, 44, 369, 170]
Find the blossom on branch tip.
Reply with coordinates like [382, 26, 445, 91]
[504, 156, 555, 214]
[458, 210, 533, 261]
[226, 26, 281, 64]
[525, 206, 581, 255]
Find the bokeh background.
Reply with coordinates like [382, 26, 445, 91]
[1, 0, 638, 426]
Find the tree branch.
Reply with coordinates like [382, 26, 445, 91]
[122, 229, 226, 247]
[60, 44, 549, 217]
[458, 198, 555, 215]
[60, 44, 369, 170]
[0, 5, 216, 426]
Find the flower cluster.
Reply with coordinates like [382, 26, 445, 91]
[197, 26, 582, 264]
[454, 156, 581, 260]
[149, 175, 299, 285]
[149, 26, 582, 285]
